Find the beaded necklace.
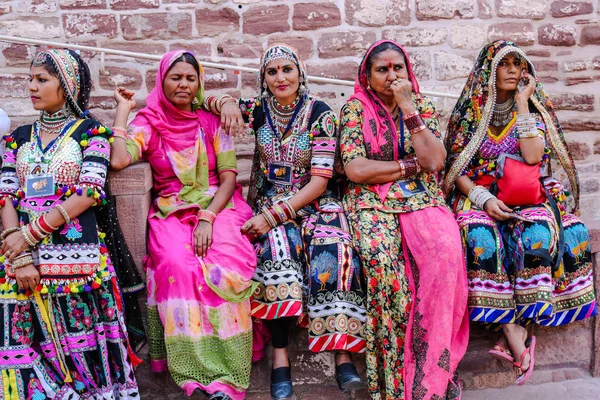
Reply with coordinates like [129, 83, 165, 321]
[39, 108, 76, 134]
[266, 95, 302, 137]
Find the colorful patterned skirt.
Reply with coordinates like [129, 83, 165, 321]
[346, 205, 469, 400]
[145, 190, 257, 400]
[250, 199, 367, 353]
[0, 272, 139, 399]
[454, 197, 597, 326]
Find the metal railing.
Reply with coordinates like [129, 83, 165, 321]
[0, 35, 460, 99]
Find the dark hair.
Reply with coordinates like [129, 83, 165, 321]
[167, 53, 201, 78]
[365, 42, 406, 78]
[36, 50, 93, 118]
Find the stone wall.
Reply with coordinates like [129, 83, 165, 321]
[1, 0, 599, 222]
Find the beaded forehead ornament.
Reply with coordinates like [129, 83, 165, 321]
[258, 44, 307, 95]
[32, 49, 83, 115]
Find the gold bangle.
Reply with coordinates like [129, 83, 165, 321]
[12, 256, 34, 270]
[55, 204, 71, 225]
[0, 227, 20, 241]
[20, 225, 38, 247]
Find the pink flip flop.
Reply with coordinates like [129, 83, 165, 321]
[514, 336, 536, 386]
[488, 340, 515, 363]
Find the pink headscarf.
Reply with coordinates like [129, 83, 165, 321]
[135, 50, 207, 154]
[349, 39, 420, 200]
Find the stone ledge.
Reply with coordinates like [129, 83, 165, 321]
[109, 162, 153, 196]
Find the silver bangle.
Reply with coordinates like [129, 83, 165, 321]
[55, 204, 71, 225]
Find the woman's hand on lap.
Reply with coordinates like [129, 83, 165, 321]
[194, 221, 213, 257]
[240, 215, 271, 239]
[2, 232, 29, 263]
[484, 198, 513, 221]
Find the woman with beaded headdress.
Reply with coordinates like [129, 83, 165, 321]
[110, 50, 256, 400]
[338, 39, 469, 400]
[0, 49, 140, 398]
[443, 40, 597, 385]
[209, 43, 368, 399]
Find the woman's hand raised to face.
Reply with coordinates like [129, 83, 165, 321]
[220, 101, 246, 136]
[390, 78, 414, 111]
[513, 72, 536, 107]
[114, 87, 137, 112]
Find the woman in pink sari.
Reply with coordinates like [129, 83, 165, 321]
[109, 51, 257, 400]
[338, 40, 470, 399]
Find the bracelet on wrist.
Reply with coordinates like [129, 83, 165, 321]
[1, 227, 21, 241]
[197, 209, 217, 224]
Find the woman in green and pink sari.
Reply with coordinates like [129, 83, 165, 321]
[110, 50, 257, 400]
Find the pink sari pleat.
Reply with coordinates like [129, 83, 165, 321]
[399, 206, 470, 400]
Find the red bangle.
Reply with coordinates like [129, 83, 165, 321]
[197, 209, 216, 224]
[402, 111, 425, 134]
[28, 224, 42, 241]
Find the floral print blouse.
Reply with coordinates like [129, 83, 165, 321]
[339, 94, 447, 214]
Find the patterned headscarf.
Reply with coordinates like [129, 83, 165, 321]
[258, 44, 307, 97]
[32, 49, 83, 116]
[442, 40, 580, 210]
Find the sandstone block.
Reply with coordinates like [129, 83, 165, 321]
[549, 92, 594, 111]
[121, 13, 192, 40]
[478, 0, 492, 19]
[538, 24, 577, 46]
[562, 119, 600, 131]
[145, 70, 157, 93]
[195, 7, 239, 37]
[581, 26, 600, 46]
[1, 44, 35, 67]
[242, 5, 289, 35]
[581, 178, 599, 194]
[345, 0, 411, 27]
[434, 51, 473, 81]
[0, 17, 61, 39]
[409, 51, 432, 81]
[204, 68, 238, 90]
[267, 36, 313, 59]
[17, 0, 56, 13]
[216, 38, 263, 59]
[293, 2, 341, 31]
[99, 66, 143, 90]
[450, 25, 487, 49]
[488, 22, 535, 46]
[594, 140, 600, 155]
[593, 57, 600, 70]
[58, 0, 106, 9]
[527, 50, 552, 57]
[382, 28, 447, 47]
[317, 31, 376, 59]
[538, 75, 559, 84]
[563, 60, 588, 72]
[305, 61, 360, 82]
[0, 74, 30, 98]
[63, 13, 117, 38]
[496, 0, 547, 19]
[109, 0, 159, 10]
[0, 4, 11, 14]
[416, 0, 475, 20]
[169, 42, 211, 57]
[566, 141, 592, 160]
[550, 1, 593, 17]
[565, 75, 600, 86]
[89, 96, 117, 110]
[113, 193, 151, 269]
[533, 60, 559, 72]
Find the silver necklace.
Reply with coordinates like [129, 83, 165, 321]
[490, 97, 515, 127]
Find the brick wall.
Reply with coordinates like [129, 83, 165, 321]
[1, 0, 599, 222]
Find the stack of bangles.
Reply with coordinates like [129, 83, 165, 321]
[261, 200, 296, 229]
[402, 111, 426, 135]
[205, 94, 236, 115]
[468, 185, 496, 210]
[397, 157, 422, 177]
[516, 113, 541, 140]
[21, 208, 62, 247]
[198, 209, 217, 224]
[111, 126, 127, 142]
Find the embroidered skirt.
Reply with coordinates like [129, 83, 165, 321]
[250, 200, 367, 353]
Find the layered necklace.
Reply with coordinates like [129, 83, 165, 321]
[490, 97, 515, 127]
[39, 108, 76, 134]
[267, 95, 302, 137]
